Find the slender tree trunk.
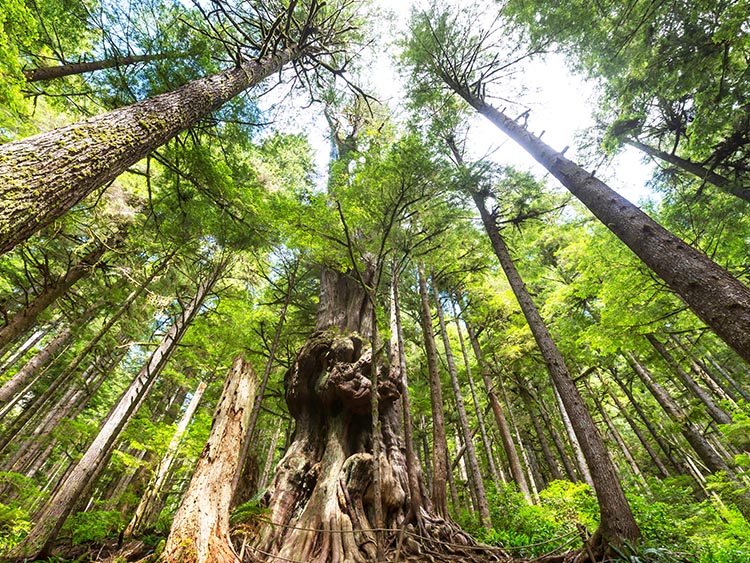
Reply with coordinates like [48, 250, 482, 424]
[464, 319, 531, 498]
[0, 236, 118, 350]
[646, 334, 732, 425]
[259, 420, 282, 492]
[626, 139, 750, 203]
[626, 352, 733, 476]
[431, 276, 491, 529]
[453, 88, 750, 364]
[452, 297, 502, 491]
[7, 261, 224, 561]
[583, 379, 645, 486]
[390, 267, 425, 518]
[125, 381, 206, 537]
[519, 386, 563, 481]
[417, 264, 449, 517]
[161, 357, 255, 563]
[0, 327, 46, 375]
[0, 47, 306, 253]
[602, 376, 671, 479]
[536, 393, 579, 482]
[670, 335, 740, 403]
[23, 53, 171, 82]
[499, 375, 539, 498]
[466, 185, 640, 547]
[609, 368, 689, 476]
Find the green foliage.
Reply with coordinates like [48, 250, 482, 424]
[61, 510, 126, 545]
[0, 503, 31, 553]
[229, 498, 270, 528]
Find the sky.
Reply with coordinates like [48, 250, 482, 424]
[277, 0, 656, 205]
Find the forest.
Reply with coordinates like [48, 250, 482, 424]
[0, 0, 749, 562]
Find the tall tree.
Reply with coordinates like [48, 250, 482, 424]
[405, 6, 750, 365]
[6, 257, 226, 561]
[0, 0, 355, 254]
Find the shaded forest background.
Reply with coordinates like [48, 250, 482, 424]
[1, 0, 749, 562]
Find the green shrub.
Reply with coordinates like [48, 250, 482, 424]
[61, 509, 126, 544]
[0, 502, 31, 552]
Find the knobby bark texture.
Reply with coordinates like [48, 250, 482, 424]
[0, 48, 302, 254]
[6, 261, 224, 561]
[453, 90, 750, 366]
[250, 266, 483, 563]
[160, 357, 255, 563]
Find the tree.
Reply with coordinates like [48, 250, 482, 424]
[404, 5, 750, 365]
[6, 257, 226, 561]
[0, 0, 355, 254]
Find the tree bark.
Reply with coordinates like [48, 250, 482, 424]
[431, 276, 491, 529]
[0, 327, 46, 375]
[0, 48, 304, 254]
[417, 264, 449, 518]
[6, 260, 224, 561]
[535, 393, 580, 482]
[0, 235, 118, 350]
[646, 334, 732, 425]
[161, 358, 255, 563]
[453, 89, 750, 365]
[626, 139, 750, 203]
[465, 318, 531, 499]
[23, 53, 170, 82]
[468, 186, 641, 547]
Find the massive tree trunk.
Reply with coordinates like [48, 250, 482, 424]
[0, 47, 305, 254]
[23, 53, 170, 82]
[6, 261, 224, 562]
[251, 266, 478, 563]
[431, 276, 491, 529]
[160, 357, 255, 563]
[626, 139, 750, 203]
[468, 187, 641, 551]
[452, 90, 750, 365]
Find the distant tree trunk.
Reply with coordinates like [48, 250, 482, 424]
[464, 318, 531, 499]
[431, 276, 491, 529]
[626, 139, 750, 203]
[669, 335, 739, 403]
[499, 374, 539, 499]
[609, 368, 689, 476]
[23, 53, 170, 82]
[0, 47, 306, 254]
[258, 420, 282, 492]
[6, 261, 224, 561]
[453, 90, 750, 365]
[626, 352, 733, 476]
[417, 264, 449, 517]
[0, 235, 118, 350]
[583, 379, 645, 486]
[467, 184, 641, 549]
[125, 381, 206, 537]
[160, 357, 255, 563]
[518, 386, 563, 481]
[551, 377, 594, 488]
[452, 297, 502, 492]
[0, 327, 46, 375]
[535, 393, 579, 482]
[601, 376, 671, 479]
[646, 334, 732, 425]
[688, 338, 750, 401]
